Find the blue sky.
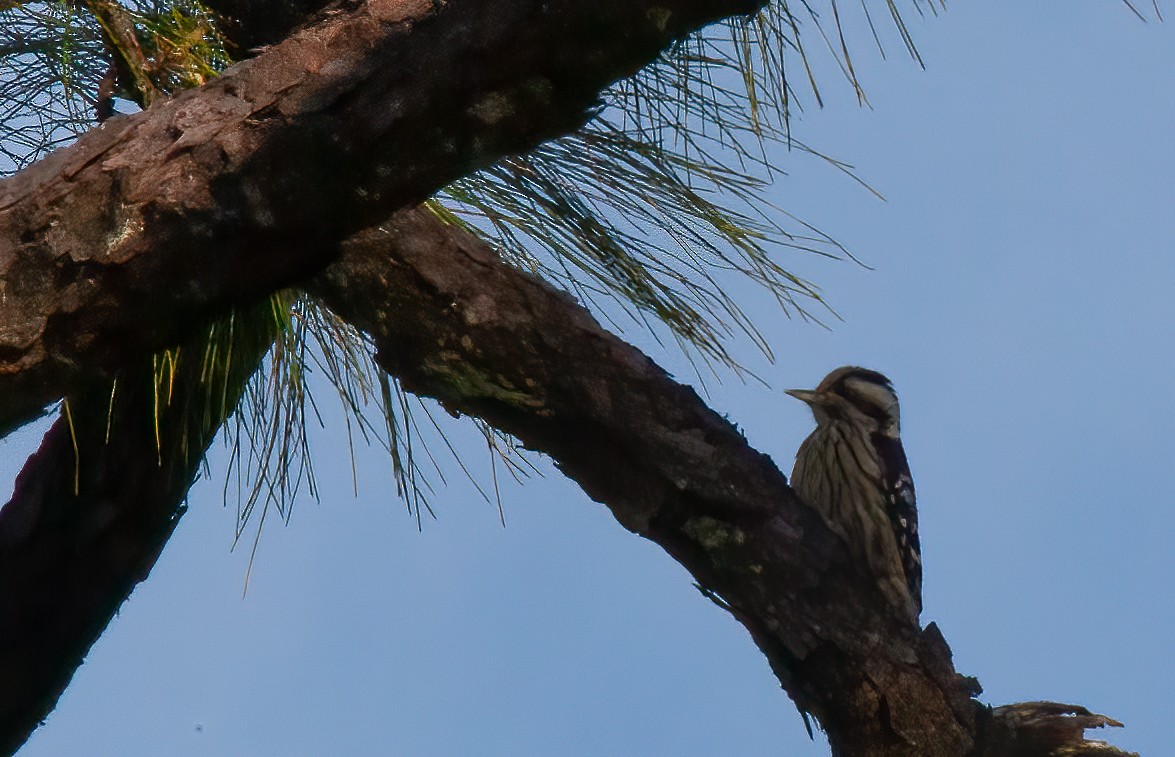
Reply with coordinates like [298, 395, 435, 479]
[3, 4, 1173, 755]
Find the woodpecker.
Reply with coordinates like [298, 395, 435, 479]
[787, 366, 922, 619]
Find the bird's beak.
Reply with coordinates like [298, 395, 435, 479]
[784, 388, 819, 405]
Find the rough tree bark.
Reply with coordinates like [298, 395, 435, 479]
[310, 211, 981, 754]
[0, 2, 1134, 755]
[309, 209, 1131, 757]
[0, 0, 763, 436]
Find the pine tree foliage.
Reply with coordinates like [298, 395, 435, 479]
[0, 0, 943, 528]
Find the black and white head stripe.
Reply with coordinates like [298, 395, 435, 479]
[811, 366, 902, 431]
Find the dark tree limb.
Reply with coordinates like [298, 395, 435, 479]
[0, 207, 1134, 756]
[0, 310, 275, 755]
[305, 208, 1132, 756]
[307, 208, 977, 753]
[0, 0, 764, 437]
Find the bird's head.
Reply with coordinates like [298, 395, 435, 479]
[786, 366, 901, 437]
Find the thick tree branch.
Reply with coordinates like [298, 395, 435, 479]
[310, 209, 980, 753]
[305, 207, 1130, 756]
[0, 205, 1132, 756]
[0, 0, 764, 436]
[0, 313, 274, 754]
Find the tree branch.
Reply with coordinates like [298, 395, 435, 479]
[308, 208, 979, 752]
[0, 0, 765, 437]
[305, 207, 1131, 756]
[0, 314, 274, 754]
[0, 206, 1132, 756]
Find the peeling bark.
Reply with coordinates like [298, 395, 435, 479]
[980, 703, 1135, 757]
